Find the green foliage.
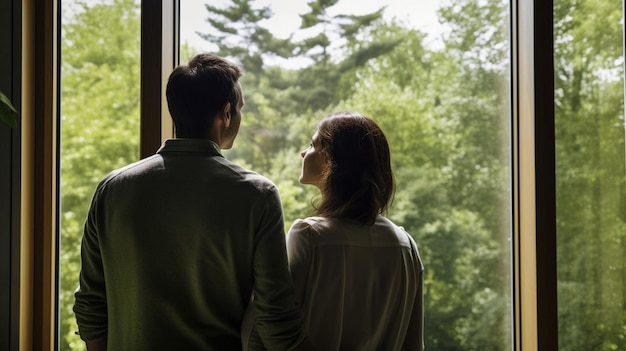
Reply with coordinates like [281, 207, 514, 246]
[198, 0, 295, 72]
[60, 0, 141, 349]
[200, 0, 400, 116]
[554, 0, 626, 348]
[0, 90, 18, 128]
[333, 19, 512, 346]
[59, 0, 626, 350]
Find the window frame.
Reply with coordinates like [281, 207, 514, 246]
[1, 0, 24, 350]
[12, 0, 561, 349]
[512, 0, 558, 350]
[20, 0, 61, 350]
[140, 0, 178, 158]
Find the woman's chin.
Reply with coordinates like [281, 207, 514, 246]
[300, 177, 313, 186]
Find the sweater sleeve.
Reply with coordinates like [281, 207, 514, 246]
[73, 184, 108, 342]
[251, 187, 307, 350]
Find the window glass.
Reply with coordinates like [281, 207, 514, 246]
[59, 0, 141, 349]
[181, 1, 513, 349]
[554, 0, 626, 349]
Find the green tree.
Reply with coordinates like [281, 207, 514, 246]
[197, 0, 295, 74]
[60, 0, 141, 349]
[57, 0, 626, 349]
[384, 1, 512, 348]
[280, 8, 513, 347]
[200, 0, 401, 176]
[554, 0, 626, 349]
[288, 0, 401, 112]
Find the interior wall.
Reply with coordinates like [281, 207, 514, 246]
[0, 0, 22, 350]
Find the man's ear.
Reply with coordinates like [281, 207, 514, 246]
[222, 102, 231, 128]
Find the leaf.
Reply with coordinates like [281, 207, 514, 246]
[0, 90, 17, 113]
[0, 91, 17, 128]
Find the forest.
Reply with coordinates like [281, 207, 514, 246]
[58, 0, 625, 350]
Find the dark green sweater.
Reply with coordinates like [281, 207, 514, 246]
[74, 138, 306, 350]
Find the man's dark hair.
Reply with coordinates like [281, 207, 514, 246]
[166, 53, 243, 138]
[314, 111, 395, 225]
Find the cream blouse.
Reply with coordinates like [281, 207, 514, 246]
[243, 215, 424, 351]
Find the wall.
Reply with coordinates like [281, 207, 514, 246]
[0, 0, 22, 350]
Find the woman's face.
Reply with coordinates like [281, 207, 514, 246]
[300, 131, 326, 187]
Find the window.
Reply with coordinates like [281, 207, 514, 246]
[59, 1, 142, 349]
[554, 0, 626, 349]
[180, 1, 513, 349]
[13, 0, 618, 349]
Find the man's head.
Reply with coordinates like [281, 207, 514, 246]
[166, 53, 244, 148]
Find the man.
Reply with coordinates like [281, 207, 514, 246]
[74, 53, 310, 350]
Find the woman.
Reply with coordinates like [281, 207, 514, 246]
[243, 111, 423, 351]
[291, 111, 424, 350]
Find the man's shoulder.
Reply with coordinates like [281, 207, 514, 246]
[95, 154, 278, 199]
[215, 157, 277, 190]
[99, 155, 161, 185]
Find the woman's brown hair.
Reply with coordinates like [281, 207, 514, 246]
[314, 111, 395, 225]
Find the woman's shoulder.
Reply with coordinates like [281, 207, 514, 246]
[286, 218, 323, 247]
[293, 216, 327, 226]
[292, 216, 407, 235]
[374, 216, 417, 244]
[379, 216, 413, 232]
[290, 216, 330, 233]
[289, 216, 351, 238]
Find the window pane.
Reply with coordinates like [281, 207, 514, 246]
[554, 0, 626, 350]
[59, 0, 141, 349]
[181, 1, 513, 349]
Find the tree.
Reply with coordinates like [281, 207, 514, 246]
[214, 0, 514, 347]
[58, 0, 626, 349]
[60, 0, 141, 349]
[554, 0, 626, 349]
[199, 0, 401, 176]
[197, 0, 296, 74]
[287, 0, 402, 112]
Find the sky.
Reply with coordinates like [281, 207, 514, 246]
[179, 0, 447, 58]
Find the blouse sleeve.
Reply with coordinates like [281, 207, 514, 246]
[286, 219, 316, 307]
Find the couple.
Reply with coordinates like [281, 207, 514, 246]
[73, 53, 424, 351]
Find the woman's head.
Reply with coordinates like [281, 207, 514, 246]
[300, 111, 395, 225]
